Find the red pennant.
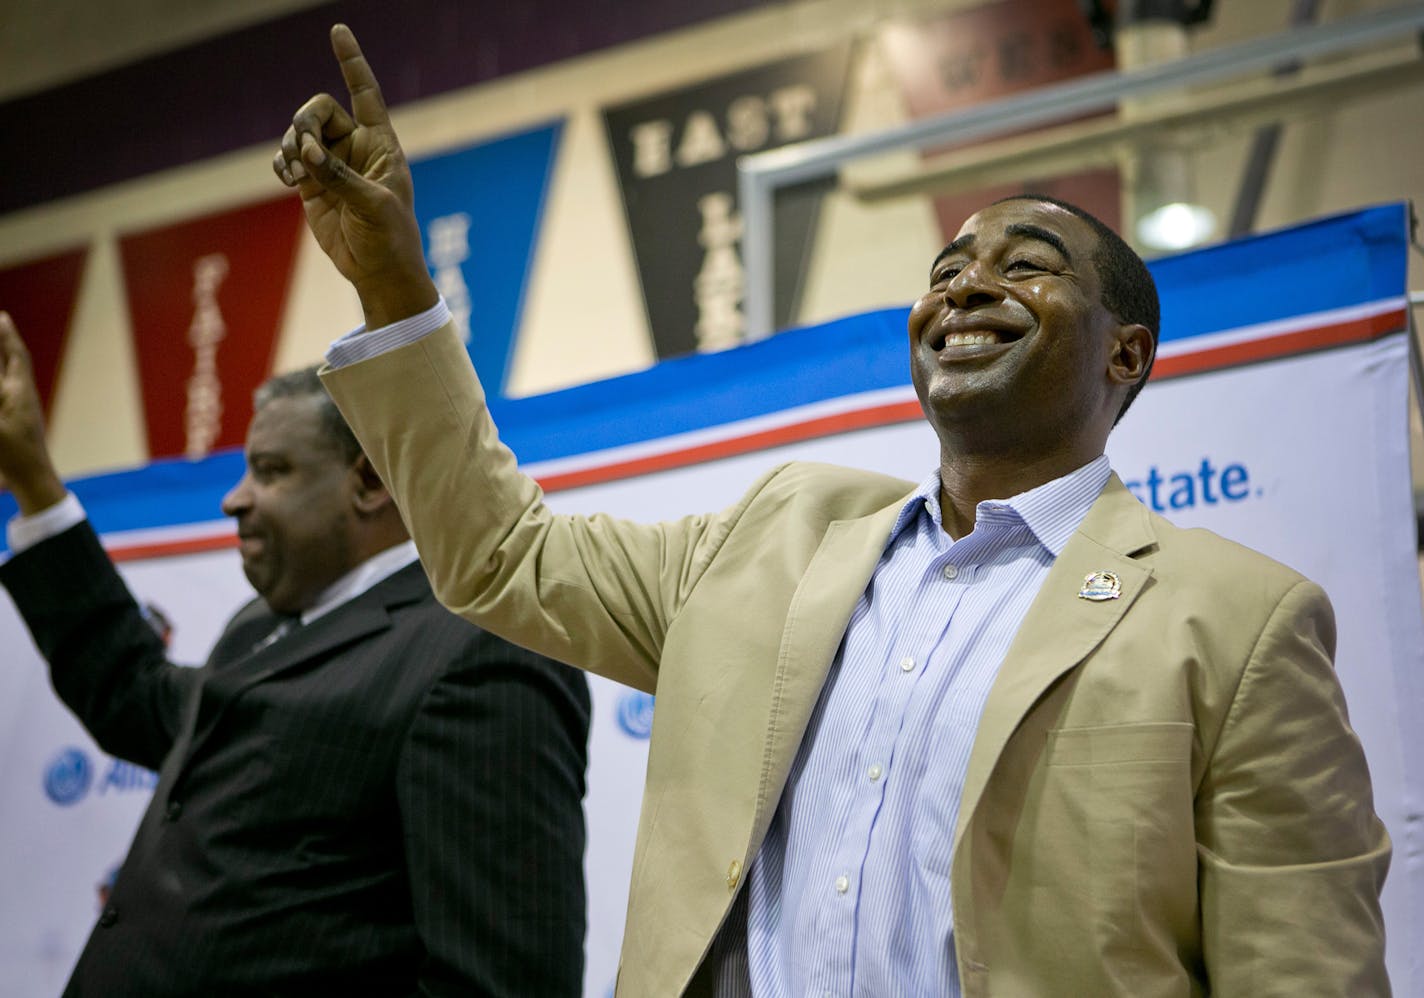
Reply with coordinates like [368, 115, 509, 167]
[119, 196, 304, 460]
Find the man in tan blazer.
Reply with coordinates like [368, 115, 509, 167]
[275, 25, 1390, 997]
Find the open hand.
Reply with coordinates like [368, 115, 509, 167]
[273, 24, 438, 329]
[0, 312, 66, 515]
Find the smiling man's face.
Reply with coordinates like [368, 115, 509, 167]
[908, 198, 1127, 456]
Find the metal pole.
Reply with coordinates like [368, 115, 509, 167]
[1407, 288, 1424, 414]
[1227, 0, 1322, 238]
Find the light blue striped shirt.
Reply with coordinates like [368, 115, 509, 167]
[719, 455, 1111, 997]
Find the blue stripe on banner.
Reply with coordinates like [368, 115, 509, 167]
[488, 306, 912, 464]
[3, 203, 1408, 545]
[1152, 203, 1408, 343]
[0, 450, 246, 548]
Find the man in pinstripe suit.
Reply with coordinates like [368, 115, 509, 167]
[0, 318, 591, 996]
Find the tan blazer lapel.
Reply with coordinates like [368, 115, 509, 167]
[952, 475, 1158, 852]
[748, 497, 908, 850]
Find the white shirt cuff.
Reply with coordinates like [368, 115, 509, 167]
[324, 298, 452, 369]
[8, 491, 86, 555]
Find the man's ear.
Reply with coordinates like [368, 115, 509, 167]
[1108, 323, 1154, 387]
[350, 455, 393, 515]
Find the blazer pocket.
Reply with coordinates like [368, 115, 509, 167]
[1045, 721, 1193, 768]
[1035, 721, 1198, 990]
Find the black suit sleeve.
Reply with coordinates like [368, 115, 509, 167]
[0, 520, 202, 769]
[397, 628, 591, 996]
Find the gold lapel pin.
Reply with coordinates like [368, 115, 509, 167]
[1078, 571, 1122, 601]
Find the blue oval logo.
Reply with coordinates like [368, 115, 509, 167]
[44, 747, 93, 806]
[615, 692, 656, 739]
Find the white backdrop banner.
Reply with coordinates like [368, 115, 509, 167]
[1, 204, 1420, 996]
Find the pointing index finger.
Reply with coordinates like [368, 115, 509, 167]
[330, 23, 388, 128]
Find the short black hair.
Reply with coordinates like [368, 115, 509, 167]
[252, 366, 363, 465]
[991, 194, 1160, 423]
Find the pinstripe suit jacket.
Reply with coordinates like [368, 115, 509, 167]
[0, 520, 590, 996]
[323, 323, 1388, 998]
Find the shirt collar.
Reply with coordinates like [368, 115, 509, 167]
[889, 454, 1111, 557]
[300, 540, 420, 626]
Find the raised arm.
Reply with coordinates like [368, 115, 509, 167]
[276, 27, 726, 690]
[0, 312, 199, 768]
[272, 24, 437, 330]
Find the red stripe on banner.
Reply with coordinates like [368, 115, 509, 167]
[536, 399, 924, 493]
[109, 534, 237, 564]
[1153, 309, 1404, 380]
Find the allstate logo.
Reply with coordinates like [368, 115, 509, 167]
[44, 747, 93, 806]
[616, 692, 656, 739]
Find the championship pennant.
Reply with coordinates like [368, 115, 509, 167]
[408, 122, 563, 399]
[118, 197, 305, 461]
[604, 44, 853, 358]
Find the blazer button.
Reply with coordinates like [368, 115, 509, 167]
[726, 859, 742, 892]
[98, 906, 119, 928]
[165, 801, 183, 821]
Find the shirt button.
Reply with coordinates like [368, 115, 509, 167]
[942, 563, 959, 580]
[898, 656, 915, 673]
[834, 874, 850, 895]
[165, 801, 183, 821]
[868, 763, 883, 782]
[98, 906, 119, 928]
